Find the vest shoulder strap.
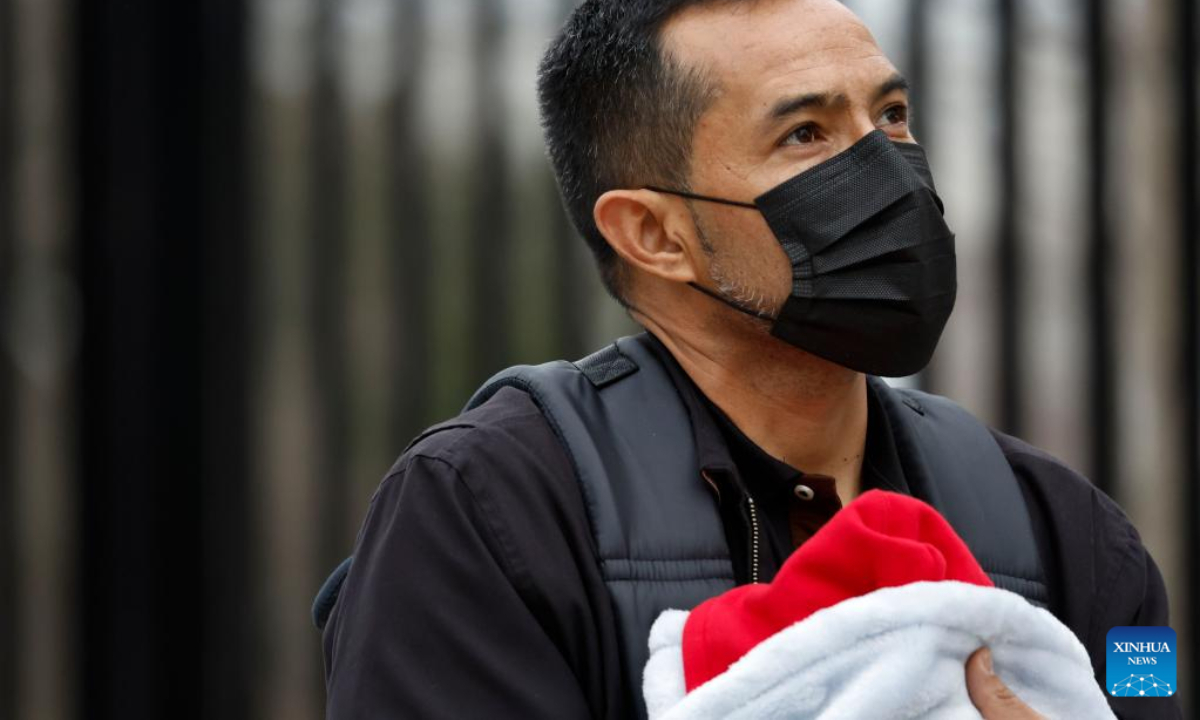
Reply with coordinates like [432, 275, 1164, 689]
[466, 335, 735, 719]
[466, 335, 733, 573]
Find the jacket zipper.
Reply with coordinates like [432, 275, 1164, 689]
[702, 469, 761, 585]
[746, 494, 761, 584]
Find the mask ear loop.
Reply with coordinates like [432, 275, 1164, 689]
[642, 186, 775, 321]
[687, 282, 777, 322]
[643, 186, 758, 210]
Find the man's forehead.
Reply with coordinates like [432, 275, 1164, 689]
[662, 0, 891, 103]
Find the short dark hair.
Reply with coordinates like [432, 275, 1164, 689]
[537, 0, 727, 305]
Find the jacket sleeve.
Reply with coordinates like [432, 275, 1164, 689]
[999, 432, 1182, 720]
[1087, 490, 1182, 720]
[322, 453, 594, 719]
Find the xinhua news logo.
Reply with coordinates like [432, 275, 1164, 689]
[1106, 626, 1176, 698]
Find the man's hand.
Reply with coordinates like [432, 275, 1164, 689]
[966, 647, 1047, 719]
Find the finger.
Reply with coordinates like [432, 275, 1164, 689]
[965, 647, 1045, 719]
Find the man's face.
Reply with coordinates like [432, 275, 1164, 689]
[661, 0, 915, 316]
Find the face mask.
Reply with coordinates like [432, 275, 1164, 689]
[647, 130, 956, 377]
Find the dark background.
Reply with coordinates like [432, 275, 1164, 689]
[0, 0, 1195, 718]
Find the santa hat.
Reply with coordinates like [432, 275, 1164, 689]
[643, 490, 1117, 719]
[683, 489, 993, 690]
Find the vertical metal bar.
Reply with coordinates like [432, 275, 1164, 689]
[199, 0, 253, 717]
[0, 0, 16, 712]
[1085, 0, 1115, 497]
[905, 0, 931, 147]
[76, 1, 205, 716]
[469, 0, 511, 381]
[75, 3, 123, 713]
[1178, 0, 1199, 703]
[996, 0, 1023, 436]
[311, 0, 349, 571]
[391, 0, 431, 445]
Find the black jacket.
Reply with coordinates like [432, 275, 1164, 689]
[323, 338, 1180, 719]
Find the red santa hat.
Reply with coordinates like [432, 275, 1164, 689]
[681, 489, 994, 691]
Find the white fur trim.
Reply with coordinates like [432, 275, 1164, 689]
[643, 581, 1116, 720]
[643, 610, 690, 718]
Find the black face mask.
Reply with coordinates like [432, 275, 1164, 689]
[648, 130, 956, 377]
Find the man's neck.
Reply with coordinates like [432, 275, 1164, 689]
[641, 319, 869, 506]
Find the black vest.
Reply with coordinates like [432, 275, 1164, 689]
[464, 334, 1048, 720]
[315, 334, 1049, 720]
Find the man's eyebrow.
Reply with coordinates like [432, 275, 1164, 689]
[766, 92, 840, 124]
[874, 73, 910, 102]
[762, 74, 910, 128]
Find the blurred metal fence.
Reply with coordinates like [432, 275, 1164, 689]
[0, 0, 1196, 719]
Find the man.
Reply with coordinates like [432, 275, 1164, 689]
[322, 1, 1178, 718]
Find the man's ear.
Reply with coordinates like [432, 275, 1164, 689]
[594, 189, 699, 284]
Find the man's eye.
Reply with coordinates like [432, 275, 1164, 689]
[782, 124, 821, 146]
[880, 104, 909, 127]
